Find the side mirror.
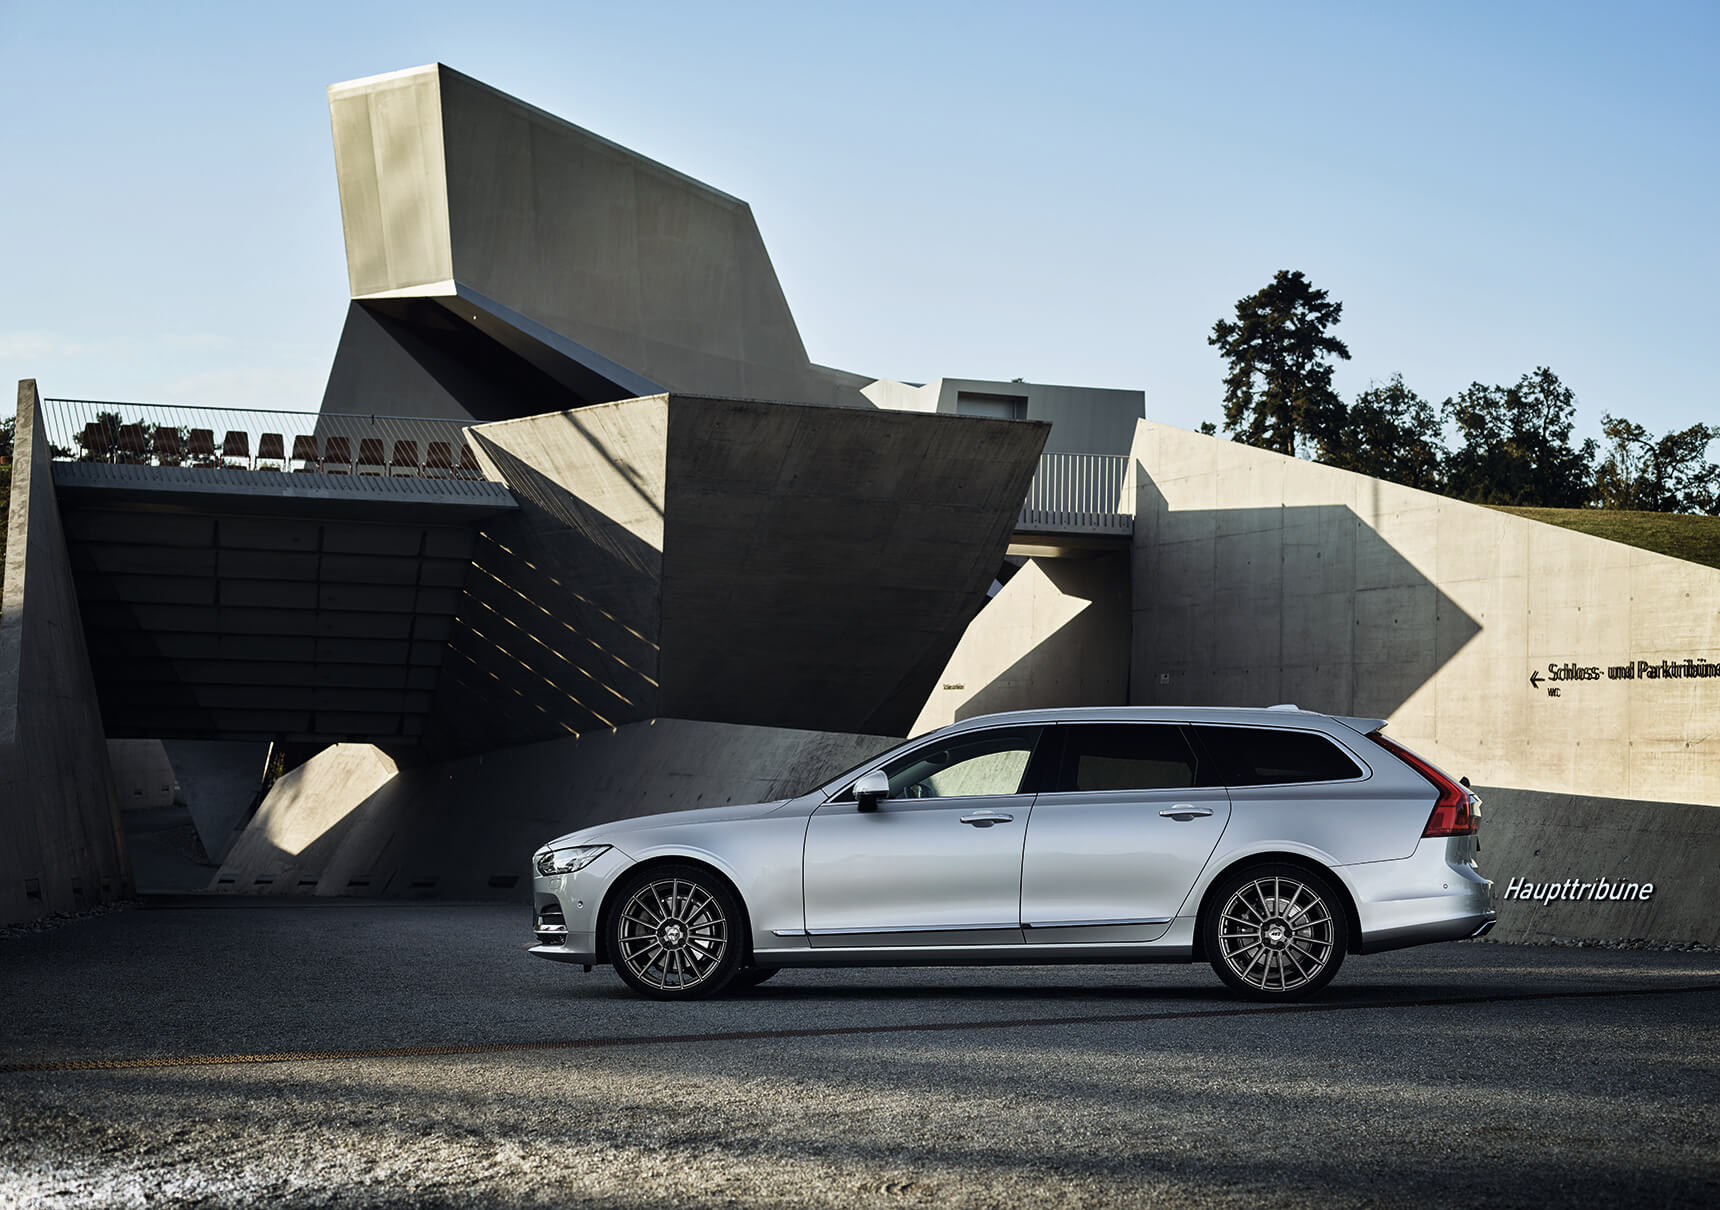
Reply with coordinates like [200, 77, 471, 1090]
[853, 770, 889, 812]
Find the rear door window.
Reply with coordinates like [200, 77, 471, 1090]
[1192, 726, 1364, 786]
[1047, 724, 1203, 792]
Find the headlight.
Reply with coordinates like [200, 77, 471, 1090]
[535, 844, 611, 877]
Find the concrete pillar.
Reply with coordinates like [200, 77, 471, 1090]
[0, 380, 130, 924]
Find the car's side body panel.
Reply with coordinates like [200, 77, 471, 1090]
[803, 793, 1032, 943]
[1019, 785, 1231, 933]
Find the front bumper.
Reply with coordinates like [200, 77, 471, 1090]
[529, 935, 599, 964]
[527, 847, 632, 968]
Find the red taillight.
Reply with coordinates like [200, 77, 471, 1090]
[1367, 732, 1477, 837]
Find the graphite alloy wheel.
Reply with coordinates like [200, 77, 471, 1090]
[608, 865, 742, 1000]
[1203, 863, 1348, 1001]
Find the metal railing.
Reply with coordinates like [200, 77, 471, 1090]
[1018, 452, 1134, 534]
[39, 399, 483, 479]
[38, 400, 1133, 533]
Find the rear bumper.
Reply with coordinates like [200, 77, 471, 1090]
[1357, 911, 1496, 955]
[1346, 835, 1496, 954]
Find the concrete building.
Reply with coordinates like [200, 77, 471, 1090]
[864, 378, 1143, 456]
[5, 63, 1715, 949]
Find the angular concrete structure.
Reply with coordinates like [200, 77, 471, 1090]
[322, 64, 870, 421]
[30, 59, 1713, 958]
[439, 394, 1047, 748]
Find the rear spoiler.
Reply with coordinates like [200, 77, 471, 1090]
[1330, 715, 1389, 735]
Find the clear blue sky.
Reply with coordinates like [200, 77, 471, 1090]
[2, 0, 1715, 450]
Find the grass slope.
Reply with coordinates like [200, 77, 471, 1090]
[1491, 505, 1720, 572]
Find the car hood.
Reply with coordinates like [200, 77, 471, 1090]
[538, 799, 792, 851]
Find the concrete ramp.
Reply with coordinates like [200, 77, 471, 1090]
[214, 719, 895, 900]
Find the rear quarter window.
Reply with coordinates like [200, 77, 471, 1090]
[1193, 725, 1364, 786]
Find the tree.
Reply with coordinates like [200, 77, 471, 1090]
[1594, 414, 1720, 514]
[1208, 270, 1351, 457]
[1322, 374, 1443, 491]
[1441, 367, 1596, 507]
[0, 415, 13, 460]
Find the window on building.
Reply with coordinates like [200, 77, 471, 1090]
[955, 392, 1028, 421]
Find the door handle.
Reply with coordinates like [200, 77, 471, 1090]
[1159, 806, 1214, 820]
[959, 812, 1014, 827]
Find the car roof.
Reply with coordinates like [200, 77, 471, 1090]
[921, 705, 1388, 738]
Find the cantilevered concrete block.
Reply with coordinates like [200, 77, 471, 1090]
[430, 396, 1047, 748]
[324, 65, 869, 420]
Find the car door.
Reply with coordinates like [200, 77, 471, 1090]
[1019, 723, 1231, 943]
[802, 725, 1046, 947]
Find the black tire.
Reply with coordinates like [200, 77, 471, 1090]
[1203, 862, 1348, 1001]
[608, 864, 743, 1000]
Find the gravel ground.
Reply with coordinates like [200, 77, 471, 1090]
[1, 902, 1716, 1208]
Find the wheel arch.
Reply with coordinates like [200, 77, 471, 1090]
[593, 855, 754, 967]
[1190, 851, 1364, 960]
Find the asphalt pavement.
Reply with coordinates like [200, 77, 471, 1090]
[1, 902, 1715, 1208]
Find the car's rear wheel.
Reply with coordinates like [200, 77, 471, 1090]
[608, 865, 742, 1000]
[1203, 863, 1348, 1001]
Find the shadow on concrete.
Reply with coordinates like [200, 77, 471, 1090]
[1133, 470, 1482, 719]
[953, 553, 1132, 723]
[427, 437, 666, 753]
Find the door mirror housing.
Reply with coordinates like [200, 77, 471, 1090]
[853, 770, 890, 812]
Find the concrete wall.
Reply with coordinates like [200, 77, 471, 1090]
[1130, 420, 1720, 945]
[108, 740, 178, 810]
[864, 377, 1144, 456]
[913, 553, 1130, 734]
[0, 382, 129, 925]
[214, 719, 895, 899]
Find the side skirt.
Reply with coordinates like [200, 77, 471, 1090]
[754, 940, 1198, 969]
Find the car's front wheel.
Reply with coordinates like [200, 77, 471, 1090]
[608, 865, 742, 999]
[1203, 863, 1348, 1001]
